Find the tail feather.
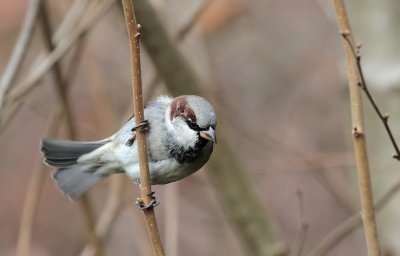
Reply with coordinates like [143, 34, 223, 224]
[53, 166, 104, 200]
[41, 139, 107, 167]
[41, 139, 110, 200]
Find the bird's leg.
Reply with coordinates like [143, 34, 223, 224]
[135, 191, 160, 210]
[126, 120, 150, 146]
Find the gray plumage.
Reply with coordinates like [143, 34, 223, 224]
[41, 140, 110, 200]
[41, 95, 217, 201]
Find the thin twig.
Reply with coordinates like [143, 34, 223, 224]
[332, 1, 381, 255]
[16, 1, 91, 254]
[79, 176, 125, 256]
[307, 179, 400, 256]
[122, 1, 165, 255]
[39, 3, 105, 255]
[165, 183, 179, 256]
[0, 0, 42, 108]
[293, 188, 309, 256]
[16, 108, 64, 256]
[0, 0, 91, 133]
[39, 2, 76, 135]
[3, 0, 116, 106]
[340, 32, 400, 160]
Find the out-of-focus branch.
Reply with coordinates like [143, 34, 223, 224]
[165, 183, 179, 256]
[39, 2, 76, 135]
[80, 176, 126, 256]
[133, 0, 203, 95]
[175, 0, 211, 41]
[16, 107, 64, 256]
[122, 1, 165, 255]
[332, 1, 380, 255]
[39, 3, 105, 255]
[3, 0, 116, 107]
[133, 1, 287, 255]
[307, 179, 400, 256]
[0, 0, 41, 108]
[16, 1, 93, 255]
[0, 0, 116, 133]
[53, 0, 90, 44]
[293, 189, 309, 256]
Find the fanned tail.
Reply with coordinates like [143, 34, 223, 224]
[41, 139, 109, 200]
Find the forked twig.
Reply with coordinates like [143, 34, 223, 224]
[341, 31, 400, 160]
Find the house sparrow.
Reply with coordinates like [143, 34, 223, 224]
[41, 95, 217, 200]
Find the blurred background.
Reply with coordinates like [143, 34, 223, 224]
[1, 0, 400, 255]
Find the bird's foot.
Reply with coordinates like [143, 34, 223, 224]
[126, 120, 150, 146]
[135, 191, 160, 210]
[132, 120, 150, 132]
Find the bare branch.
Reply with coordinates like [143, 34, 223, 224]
[79, 176, 126, 256]
[16, 108, 64, 256]
[0, 0, 41, 108]
[340, 32, 400, 160]
[133, 1, 288, 255]
[0, 0, 91, 132]
[293, 188, 309, 256]
[332, 1, 381, 255]
[122, 1, 165, 255]
[2, 0, 116, 108]
[38, 2, 105, 255]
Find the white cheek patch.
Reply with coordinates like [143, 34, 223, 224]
[165, 115, 198, 148]
[175, 123, 198, 147]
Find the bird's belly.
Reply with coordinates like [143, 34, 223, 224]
[124, 158, 200, 185]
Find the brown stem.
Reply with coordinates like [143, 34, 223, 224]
[340, 33, 400, 160]
[133, 1, 287, 255]
[122, 1, 165, 255]
[333, 1, 381, 255]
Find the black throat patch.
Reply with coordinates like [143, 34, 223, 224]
[166, 136, 209, 164]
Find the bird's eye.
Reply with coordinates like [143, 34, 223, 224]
[186, 120, 201, 131]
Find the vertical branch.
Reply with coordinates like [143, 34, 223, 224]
[122, 1, 165, 256]
[332, 1, 381, 255]
[133, 1, 287, 255]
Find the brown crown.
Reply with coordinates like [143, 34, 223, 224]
[170, 96, 196, 122]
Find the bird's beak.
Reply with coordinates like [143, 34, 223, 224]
[199, 127, 217, 144]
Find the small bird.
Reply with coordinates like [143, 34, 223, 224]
[41, 95, 217, 200]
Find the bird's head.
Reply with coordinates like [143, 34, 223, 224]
[165, 95, 217, 149]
